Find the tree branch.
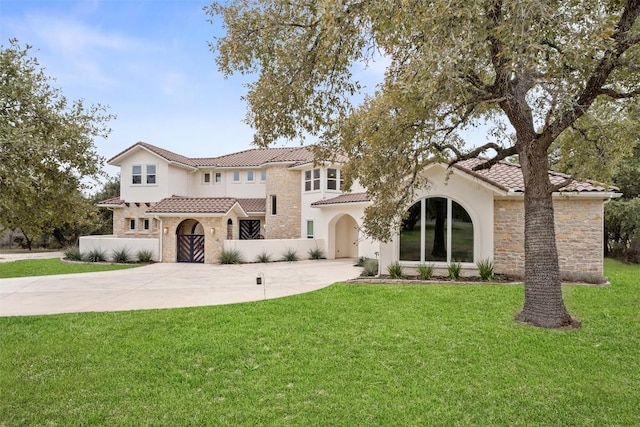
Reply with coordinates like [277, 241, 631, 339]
[599, 87, 640, 99]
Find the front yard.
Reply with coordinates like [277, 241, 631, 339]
[0, 259, 638, 425]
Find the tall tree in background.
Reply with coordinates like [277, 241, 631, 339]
[207, 1, 640, 328]
[0, 40, 113, 249]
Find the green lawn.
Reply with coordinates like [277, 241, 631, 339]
[1, 259, 638, 426]
[0, 258, 139, 278]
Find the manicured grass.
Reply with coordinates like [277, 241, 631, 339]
[0, 258, 139, 278]
[1, 259, 638, 425]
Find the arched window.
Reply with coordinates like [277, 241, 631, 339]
[399, 197, 474, 263]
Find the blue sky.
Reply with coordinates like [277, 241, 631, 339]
[1, 0, 486, 180]
[1, 0, 317, 177]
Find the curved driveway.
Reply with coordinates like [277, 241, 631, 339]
[0, 259, 360, 317]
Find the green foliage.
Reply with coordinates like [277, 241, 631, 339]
[90, 176, 121, 236]
[82, 249, 107, 263]
[281, 248, 299, 262]
[361, 259, 378, 277]
[605, 198, 640, 258]
[356, 256, 368, 267]
[448, 261, 462, 280]
[0, 258, 137, 278]
[417, 263, 435, 280]
[136, 249, 154, 263]
[307, 247, 325, 260]
[111, 247, 131, 264]
[255, 251, 272, 263]
[476, 258, 494, 281]
[218, 248, 243, 264]
[63, 246, 83, 261]
[387, 261, 403, 279]
[0, 40, 114, 249]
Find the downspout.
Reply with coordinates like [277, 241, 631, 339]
[154, 215, 163, 262]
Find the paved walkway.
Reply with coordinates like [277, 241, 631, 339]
[0, 259, 361, 317]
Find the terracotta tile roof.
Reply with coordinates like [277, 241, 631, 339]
[146, 197, 239, 214]
[97, 197, 124, 206]
[237, 198, 266, 213]
[454, 159, 615, 193]
[110, 142, 341, 169]
[311, 192, 371, 206]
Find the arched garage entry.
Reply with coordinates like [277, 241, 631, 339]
[176, 219, 205, 263]
[329, 214, 359, 259]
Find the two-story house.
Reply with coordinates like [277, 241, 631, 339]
[86, 141, 619, 276]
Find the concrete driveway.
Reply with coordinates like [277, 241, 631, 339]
[0, 259, 361, 316]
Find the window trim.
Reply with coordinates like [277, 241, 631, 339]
[305, 168, 321, 192]
[145, 164, 157, 185]
[143, 218, 150, 231]
[306, 220, 314, 238]
[327, 168, 338, 191]
[203, 172, 211, 184]
[232, 171, 241, 183]
[260, 170, 267, 182]
[270, 195, 277, 215]
[132, 165, 142, 185]
[214, 172, 222, 184]
[129, 218, 136, 231]
[246, 170, 255, 182]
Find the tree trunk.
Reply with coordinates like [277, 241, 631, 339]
[516, 148, 580, 328]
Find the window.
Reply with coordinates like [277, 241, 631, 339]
[146, 164, 156, 184]
[270, 195, 277, 215]
[203, 172, 211, 183]
[215, 172, 222, 183]
[327, 168, 338, 190]
[260, 170, 267, 182]
[305, 168, 321, 191]
[132, 165, 142, 184]
[247, 171, 255, 182]
[129, 218, 136, 231]
[233, 171, 240, 182]
[307, 220, 314, 238]
[143, 218, 150, 230]
[399, 198, 473, 263]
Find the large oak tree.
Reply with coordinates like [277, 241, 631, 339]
[0, 40, 114, 249]
[206, 1, 640, 328]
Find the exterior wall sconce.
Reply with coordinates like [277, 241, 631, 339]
[163, 227, 168, 234]
[210, 228, 215, 235]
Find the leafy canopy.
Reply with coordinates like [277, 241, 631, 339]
[207, 0, 640, 241]
[0, 40, 114, 246]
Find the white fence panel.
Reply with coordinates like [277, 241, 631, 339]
[79, 235, 160, 262]
[224, 239, 325, 262]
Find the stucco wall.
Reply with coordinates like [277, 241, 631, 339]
[224, 239, 326, 262]
[264, 165, 301, 239]
[118, 150, 189, 202]
[80, 236, 160, 262]
[493, 197, 605, 275]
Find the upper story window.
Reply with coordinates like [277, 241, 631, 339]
[233, 171, 241, 182]
[215, 172, 222, 183]
[305, 168, 320, 191]
[132, 165, 142, 184]
[327, 168, 342, 190]
[132, 165, 156, 185]
[260, 170, 267, 182]
[247, 171, 255, 182]
[146, 164, 156, 184]
[203, 172, 211, 184]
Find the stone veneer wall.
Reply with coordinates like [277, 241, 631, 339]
[264, 165, 301, 239]
[161, 216, 225, 264]
[493, 198, 604, 275]
[112, 204, 160, 238]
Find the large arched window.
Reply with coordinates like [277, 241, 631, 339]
[400, 197, 474, 263]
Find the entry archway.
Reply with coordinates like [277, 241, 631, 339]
[330, 214, 359, 259]
[176, 219, 205, 263]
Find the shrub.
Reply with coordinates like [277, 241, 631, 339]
[255, 251, 272, 263]
[83, 249, 107, 263]
[387, 261, 403, 279]
[136, 249, 154, 263]
[281, 248, 299, 262]
[219, 248, 243, 264]
[361, 259, 379, 277]
[448, 261, 462, 279]
[417, 263, 435, 280]
[476, 258, 494, 280]
[112, 247, 131, 263]
[561, 271, 608, 285]
[63, 246, 83, 261]
[356, 256, 368, 267]
[308, 247, 325, 260]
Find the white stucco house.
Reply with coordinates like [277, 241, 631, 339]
[82, 141, 619, 276]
